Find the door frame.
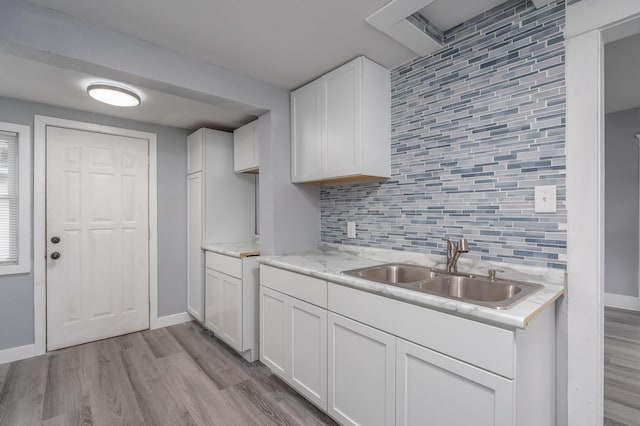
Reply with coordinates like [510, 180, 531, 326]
[33, 115, 159, 356]
[565, 1, 640, 424]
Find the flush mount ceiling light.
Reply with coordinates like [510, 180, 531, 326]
[87, 83, 141, 107]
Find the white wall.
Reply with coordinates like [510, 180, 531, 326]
[605, 107, 640, 298]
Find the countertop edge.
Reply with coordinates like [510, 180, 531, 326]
[258, 256, 564, 330]
[201, 243, 260, 259]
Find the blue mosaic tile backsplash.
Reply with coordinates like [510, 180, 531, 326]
[321, 0, 567, 269]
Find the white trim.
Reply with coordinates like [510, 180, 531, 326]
[0, 122, 31, 275]
[566, 0, 640, 39]
[637, 133, 640, 306]
[151, 312, 193, 329]
[604, 293, 640, 311]
[33, 115, 158, 356]
[0, 344, 35, 365]
[566, 3, 640, 424]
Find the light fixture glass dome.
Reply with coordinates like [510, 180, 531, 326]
[87, 83, 141, 107]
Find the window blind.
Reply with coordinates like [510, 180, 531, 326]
[0, 130, 18, 265]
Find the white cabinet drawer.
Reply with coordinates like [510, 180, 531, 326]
[328, 283, 515, 379]
[205, 251, 242, 278]
[260, 265, 327, 308]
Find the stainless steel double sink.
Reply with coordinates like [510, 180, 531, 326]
[342, 263, 542, 309]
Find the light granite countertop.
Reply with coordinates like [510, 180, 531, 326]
[202, 241, 260, 258]
[258, 243, 565, 330]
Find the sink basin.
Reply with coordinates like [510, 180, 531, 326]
[342, 263, 542, 309]
[343, 263, 437, 284]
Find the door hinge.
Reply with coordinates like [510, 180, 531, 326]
[148, 227, 151, 241]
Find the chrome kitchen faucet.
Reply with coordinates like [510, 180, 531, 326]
[442, 238, 469, 273]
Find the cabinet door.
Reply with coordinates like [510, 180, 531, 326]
[396, 339, 514, 426]
[328, 312, 395, 426]
[220, 273, 243, 352]
[234, 121, 258, 172]
[323, 58, 362, 179]
[187, 130, 203, 174]
[290, 298, 327, 410]
[205, 268, 222, 333]
[186, 172, 203, 321]
[260, 286, 289, 378]
[291, 81, 322, 182]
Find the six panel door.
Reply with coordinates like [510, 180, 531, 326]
[46, 126, 149, 350]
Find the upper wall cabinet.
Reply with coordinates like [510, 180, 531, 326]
[234, 119, 259, 173]
[291, 56, 391, 184]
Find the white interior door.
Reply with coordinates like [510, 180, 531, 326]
[46, 126, 149, 350]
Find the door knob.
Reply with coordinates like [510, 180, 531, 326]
[51, 236, 61, 244]
[50, 252, 61, 260]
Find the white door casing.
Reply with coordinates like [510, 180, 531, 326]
[34, 116, 158, 356]
[46, 126, 150, 350]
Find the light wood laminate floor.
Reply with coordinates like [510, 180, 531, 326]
[0, 321, 337, 426]
[604, 307, 640, 425]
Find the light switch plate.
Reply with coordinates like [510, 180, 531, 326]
[535, 185, 556, 213]
[347, 221, 356, 238]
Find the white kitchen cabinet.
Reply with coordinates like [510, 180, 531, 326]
[258, 265, 556, 426]
[234, 119, 259, 173]
[290, 297, 327, 409]
[396, 339, 513, 426]
[291, 80, 322, 182]
[186, 128, 255, 324]
[187, 172, 203, 321]
[328, 312, 395, 426]
[291, 56, 390, 183]
[260, 266, 328, 410]
[260, 286, 288, 377]
[259, 286, 328, 410]
[205, 251, 259, 362]
[187, 130, 203, 174]
[204, 267, 222, 334]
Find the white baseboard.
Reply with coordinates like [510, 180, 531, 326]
[605, 293, 639, 311]
[151, 312, 192, 329]
[0, 344, 36, 365]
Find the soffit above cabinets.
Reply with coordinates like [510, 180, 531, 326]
[418, 0, 507, 31]
[367, 0, 557, 58]
[0, 52, 259, 131]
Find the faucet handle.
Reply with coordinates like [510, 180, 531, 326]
[487, 269, 504, 281]
[457, 238, 469, 253]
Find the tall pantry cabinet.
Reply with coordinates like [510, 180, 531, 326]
[186, 128, 255, 322]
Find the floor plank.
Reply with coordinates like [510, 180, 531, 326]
[604, 307, 640, 426]
[0, 321, 336, 426]
[141, 327, 183, 359]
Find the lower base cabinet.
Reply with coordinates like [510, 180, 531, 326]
[396, 339, 513, 426]
[328, 313, 396, 426]
[259, 265, 554, 426]
[204, 252, 259, 362]
[205, 268, 242, 351]
[260, 286, 327, 410]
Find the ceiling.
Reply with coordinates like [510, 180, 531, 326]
[605, 32, 640, 114]
[24, 0, 510, 91]
[0, 52, 258, 131]
[0, 0, 514, 130]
